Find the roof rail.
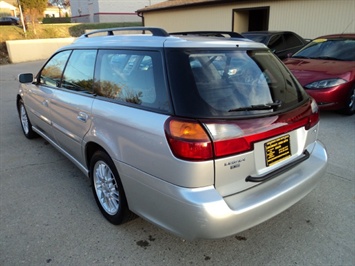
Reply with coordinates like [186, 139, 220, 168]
[82, 27, 169, 38]
[170, 31, 244, 39]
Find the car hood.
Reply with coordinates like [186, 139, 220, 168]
[283, 58, 355, 86]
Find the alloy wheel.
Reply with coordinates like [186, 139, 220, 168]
[93, 160, 120, 215]
[20, 104, 29, 134]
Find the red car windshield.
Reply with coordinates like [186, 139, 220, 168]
[293, 38, 355, 61]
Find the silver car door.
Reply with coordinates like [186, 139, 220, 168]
[50, 50, 96, 166]
[24, 50, 72, 140]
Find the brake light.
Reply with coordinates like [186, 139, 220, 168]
[164, 118, 213, 160]
[206, 119, 307, 158]
[165, 99, 319, 161]
[305, 98, 319, 129]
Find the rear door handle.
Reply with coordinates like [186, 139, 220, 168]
[77, 112, 88, 123]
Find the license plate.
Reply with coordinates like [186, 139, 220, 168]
[265, 135, 291, 166]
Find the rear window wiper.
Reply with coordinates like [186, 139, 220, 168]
[228, 101, 282, 112]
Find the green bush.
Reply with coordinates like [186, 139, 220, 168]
[42, 17, 71, 24]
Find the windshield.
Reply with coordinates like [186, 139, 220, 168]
[166, 49, 308, 118]
[292, 38, 355, 61]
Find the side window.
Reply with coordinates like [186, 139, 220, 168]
[268, 34, 285, 52]
[40, 50, 71, 87]
[61, 50, 97, 93]
[95, 50, 170, 112]
[284, 33, 303, 47]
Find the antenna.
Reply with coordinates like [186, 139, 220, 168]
[342, 19, 354, 34]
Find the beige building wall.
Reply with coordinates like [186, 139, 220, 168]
[269, 0, 354, 38]
[144, 5, 234, 32]
[143, 0, 354, 39]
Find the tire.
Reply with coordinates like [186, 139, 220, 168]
[342, 86, 355, 116]
[90, 151, 134, 224]
[18, 99, 37, 139]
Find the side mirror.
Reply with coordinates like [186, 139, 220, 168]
[287, 53, 293, 58]
[18, 73, 34, 83]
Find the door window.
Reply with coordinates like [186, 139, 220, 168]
[61, 50, 97, 93]
[268, 34, 285, 51]
[40, 50, 71, 87]
[284, 33, 303, 47]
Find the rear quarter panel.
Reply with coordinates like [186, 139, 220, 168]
[84, 99, 215, 188]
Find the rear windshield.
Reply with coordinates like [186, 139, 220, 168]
[166, 49, 308, 118]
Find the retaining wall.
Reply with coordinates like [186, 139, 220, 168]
[6, 38, 76, 63]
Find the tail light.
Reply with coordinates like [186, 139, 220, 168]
[165, 99, 319, 161]
[306, 98, 319, 130]
[164, 118, 213, 160]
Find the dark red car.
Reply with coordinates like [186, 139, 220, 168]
[283, 34, 355, 115]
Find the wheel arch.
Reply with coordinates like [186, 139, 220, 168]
[341, 84, 355, 115]
[85, 142, 108, 170]
[85, 141, 137, 223]
[16, 95, 23, 114]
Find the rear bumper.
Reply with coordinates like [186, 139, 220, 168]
[120, 141, 327, 240]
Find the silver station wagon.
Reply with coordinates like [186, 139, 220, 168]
[17, 27, 328, 239]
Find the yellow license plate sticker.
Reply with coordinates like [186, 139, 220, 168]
[265, 135, 291, 166]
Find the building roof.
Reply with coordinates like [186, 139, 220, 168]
[0, 0, 17, 10]
[137, 0, 234, 13]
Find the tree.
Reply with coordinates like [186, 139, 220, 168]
[48, 0, 70, 18]
[20, 0, 47, 33]
[49, 0, 70, 7]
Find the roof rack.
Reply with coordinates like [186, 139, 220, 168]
[170, 31, 244, 38]
[82, 27, 169, 38]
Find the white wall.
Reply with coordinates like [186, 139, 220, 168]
[71, 0, 164, 23]
[6, 38, 76, 63]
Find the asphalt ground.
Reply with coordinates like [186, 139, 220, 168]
[1, 61, 354, 266]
